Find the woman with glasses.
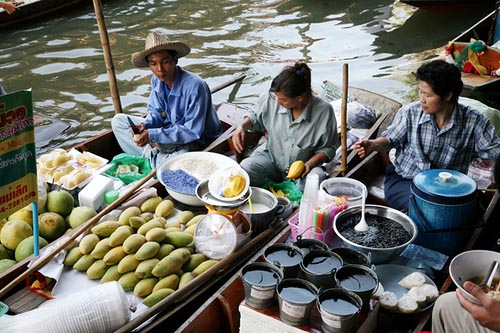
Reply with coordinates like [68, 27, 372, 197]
[231, 61, 338, 189]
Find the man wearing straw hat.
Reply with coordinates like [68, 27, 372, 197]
[112, 31, 222, 168]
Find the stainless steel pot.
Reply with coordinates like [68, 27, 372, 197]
[240, 187, 284, 235]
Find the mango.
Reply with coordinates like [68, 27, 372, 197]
[109, 226, 134, 247]
[177, 211, 194, 225]
[179, 272, 196, 289]
[192, 259, 219, 276]
[140, 212, 154, 222]
[165, 220, 181, 229]
[185, 214, 206, 228]
[156, 244, 175, 260]
[90, 238, 112, 259]
[223, 174, 246, 198]
[73, 254, 96, 271]
[141, 196, 163, 213]
[103, 246, 127, 265]
[137, 220, 164, 236]
[0, 259, 17, 273]
[165, 227, 183, 234]
[145, 228, 166, 243]
[182, 253, 207, 272]
[100, 265, 122, 283]
[143, 288, 175, 307]
[135, 241, 160, 261]
[91, 221, 121, 238]
[129, 216, 147, 230]
[79, 233, 100, 254]
[153, 274, 180, 292]
[118, 206, 142, 226]
[135, 258, 160, 279]
[163, 231, 193, 248]
[64, 246, 84, 266]
[287, 160, 305, 179]
[184, 224, 197, 236]
[123, 234, 146, 254]
[118, 271, 141, 291]
[152, 247, 191, 278]
[118, 254, 142, 274]
[15, 236, 48, 262]
[86, 259, 108, 280]
[154, 199, 174, 218]
[0, 220, 33, 251]
[133, 277, 159, 297]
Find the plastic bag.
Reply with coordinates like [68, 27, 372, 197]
[265, 180, 303, 203]
[104, 153, 152, 185]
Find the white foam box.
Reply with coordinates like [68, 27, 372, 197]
[78, 174, 114, 211]
[239, 301, 378, 333]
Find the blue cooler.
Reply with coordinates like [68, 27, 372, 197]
[408, 169, 479, 257]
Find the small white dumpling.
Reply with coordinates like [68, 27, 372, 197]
[420, 283, 439, 302]
[407, 287, 426, 306]
[372, 282, 385, 299]
[397, 294, 419, 313]
[379, 291, 398, 310]
[398, 272, 426, 289]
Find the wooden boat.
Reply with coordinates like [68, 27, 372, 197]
[400, 0, 496, 11]
[0, 80, 402, 331]
[0, 0, 93, 29]
[445, 8, 500, 90]
[174, 98, 500, 332]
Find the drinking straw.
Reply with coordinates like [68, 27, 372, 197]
[312, 210, 317, 239]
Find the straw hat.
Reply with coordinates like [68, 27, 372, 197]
[131, 31, 191, 67]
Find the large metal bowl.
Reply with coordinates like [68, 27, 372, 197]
[196, 180, 251, 214]
[333, 205, 417, 264]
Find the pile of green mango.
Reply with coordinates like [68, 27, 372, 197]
[63, 196, 218, 307]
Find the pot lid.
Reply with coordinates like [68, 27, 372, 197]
[194, 213, 237, 259]
[413, 169, 477, 197]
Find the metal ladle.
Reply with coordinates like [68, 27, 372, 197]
[354, 186, 369, 232]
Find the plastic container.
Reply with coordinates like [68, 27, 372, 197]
[298, 173, 319, 229]
[288, 213, 335, 245]
[104, 190, 120, 206]
[319, 178, 367, 207]
[78, 174, 114, 211]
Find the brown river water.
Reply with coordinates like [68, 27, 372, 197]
[0, 0, 496, 155]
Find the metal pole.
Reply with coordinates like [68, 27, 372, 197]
[92, 0, 123, 114]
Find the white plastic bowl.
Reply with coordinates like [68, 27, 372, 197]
[449, 250, 500, 305]
[157, 152, 240, 207]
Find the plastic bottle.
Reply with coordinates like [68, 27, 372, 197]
[298, 173, 319, 230]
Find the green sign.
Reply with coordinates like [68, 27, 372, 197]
[0, 90, 37, 220]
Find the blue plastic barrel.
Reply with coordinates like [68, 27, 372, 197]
[408, 169, 478, 257]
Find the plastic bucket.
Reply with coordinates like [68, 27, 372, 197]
[293, 238, 330, 256]
[317, 288, 363, 333]
[408, 169, 478, 257]
[334, 264, 378, 311]
[276, 278, 318, 326]
[331, 247, 371, 267]
[300, 250, 343, 289]
[319, 178, 367, 207]
[241, 262, 283, 309]
[264, 243, 304, 279]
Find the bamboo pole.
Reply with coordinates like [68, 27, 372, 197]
[341, 63, 348, 176]
[92, 0, 123, 114]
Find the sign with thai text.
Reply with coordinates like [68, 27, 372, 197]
[0, 90, 37, 220]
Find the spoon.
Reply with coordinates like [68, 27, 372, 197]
[354, 186, 369, 232]
[479, 260, 499, 289]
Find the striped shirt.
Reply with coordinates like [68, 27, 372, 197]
[383, 101, 500, 178]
